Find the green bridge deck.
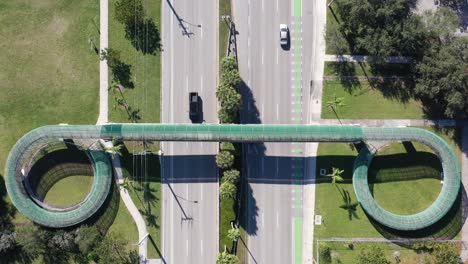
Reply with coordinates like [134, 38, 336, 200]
[5, 124, 460, 230]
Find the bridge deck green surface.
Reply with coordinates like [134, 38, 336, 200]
[5, 124, 460, 229]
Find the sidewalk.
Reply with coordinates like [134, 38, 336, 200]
[97, 0, 109, 125]
[317, 119, 461, 127]
[95, 1, 149, 262]
[324, 54, 412, 64]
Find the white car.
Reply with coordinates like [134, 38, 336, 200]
[280, 24, 289, 46]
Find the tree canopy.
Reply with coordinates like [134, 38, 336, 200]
[415, 36, 468, 118]
[334, 0, 426, 62]
[357, 245, 390, 264]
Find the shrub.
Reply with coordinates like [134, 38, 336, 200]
[319, 244, 332, 263]
[216, 151, 235, 169]
[223, 169, 240, 184]
[220, 182, 237, 200]
[432, 243, 459, 264]
[357, 245, 390, 264]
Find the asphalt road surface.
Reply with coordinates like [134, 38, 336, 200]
[233, 0, 317, 263]
[161, 0, 219, 263]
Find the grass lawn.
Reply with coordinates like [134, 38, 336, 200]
[108, 0, 161, 123]
[314, 127, 462, 240]
[0, 0, 100, 227]
[220, 197, 236, 252]
[219, 0, 232, 60]
[325, 3, 351, 55]
[44, 175, 94, 208]
[120, 150, 162, 259]
[321, 80, 425, 119]
[0, 0, 100, 174]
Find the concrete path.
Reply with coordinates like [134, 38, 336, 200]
[317, 118, 460, 127]
[95, 1, 148, 262]
[324, 54, 413, 64]
[112, 155, 149, 263]
[461, 126, 468, 261]
[97, 0, 109, 125]
[99, 140, 149, 263]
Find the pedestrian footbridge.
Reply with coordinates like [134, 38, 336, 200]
[4, 124, 460, 230]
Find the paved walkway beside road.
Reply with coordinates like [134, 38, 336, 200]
[97, 0, 109, 125]
[95, 1, 149, 262]
[324, 54, 412, 64]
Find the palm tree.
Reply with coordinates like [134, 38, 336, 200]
[119, 176, 132, 190]
[326, 94, 345, 124]
[104, 140, 124, 159]
[325, 167, 344, 186]
[128, 109, 142, 123]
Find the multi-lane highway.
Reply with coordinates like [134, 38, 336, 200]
[234, 0, 325, 263]
[161, 0, 219, 263]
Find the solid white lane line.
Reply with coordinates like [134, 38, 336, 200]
[186, 239, 189, 256]
[201, 239, 204, 255]
[262, 0, 264, 11]
[276, 0, 279, 12]
[201, 25, 203, 39]
[186, 75, 189, 93]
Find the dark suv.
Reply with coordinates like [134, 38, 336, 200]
[189, 92, 200, 122]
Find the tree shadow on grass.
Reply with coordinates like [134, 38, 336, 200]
[328, 62, 360, 93]
[125, 18, 162, 55]
[112, 61, 134, 89]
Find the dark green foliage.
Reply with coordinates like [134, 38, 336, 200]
[319, 244, 332, 263]
[95, 232, 136, 264]
[75, 225, 100, 256]
[217, 56, 242, 123]
[115, 0, 144, 26]
[415, 36, 468, 118]
[114, 0, 161, 55]
[325, 20, 349, 55]
[357, 245, 390, 264]
[422, 7, 460, 41]
[432, 243, 460, 264]
[334, 0, 426, 62]
[15, 224, 49, 257]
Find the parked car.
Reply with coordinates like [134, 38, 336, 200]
[189, 92, 200, 122]
[280, 24, 289, 47]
